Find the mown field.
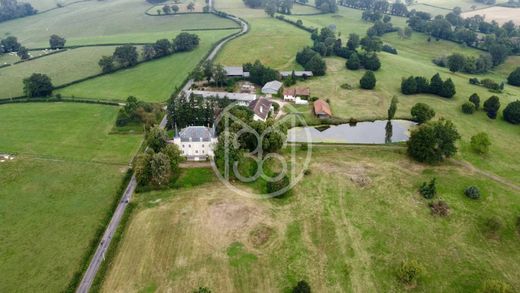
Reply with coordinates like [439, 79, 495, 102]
[100, 148, 520, 292]
[57, 30, 238, 102]
[408, 0, 509, 15]
[215, 0, 312, 70]
[0, 103, 142, 292]
[0, 0, 238, 48]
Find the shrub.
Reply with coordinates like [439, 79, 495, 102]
[470, 132, 491, 155]
[401, 76, 417, 95]
[292, 280, 311, 293]
[469, 93, 480, 109]
[359, 70, 376, 89]
[507, 67, 520, 86]
[464, 186, 481, 199]
[382, 44, 397, 54]
[429, 200, 450, 216]
[478, 280, 513, 293]
[397, 259, 423, 286]
[346, 52, 361, 70]
[362, 52, 381, 71]
[340, 83, 353, 90]
[419, 178, 436, 199]
[503, 100, 520, 124]
[469, 77, 480, 85]
[461, 102, 476, 114]
[411, 103, 435, 124]
[266, 174, 290, 196]
[483, 96, 501, 119]
[481, 78, 501, 91]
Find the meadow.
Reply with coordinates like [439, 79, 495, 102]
[407, 0, 509, 15]
[57, 30, 239, 102]
[0, 0, 239, 48]
[99, 148, 520, 292]
[0, 103, 142, 292]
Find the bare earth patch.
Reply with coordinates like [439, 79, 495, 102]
[462, 7, 520, 25]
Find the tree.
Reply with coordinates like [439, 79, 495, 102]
[388, 96, 398, 120]
[113, 45, 138, 68]
[469, 93, 480, 110]
[461, 102, 476, 114]
[49, 34, 66, 49]
[360, 36, 383, 52]
[16, 46, 29, 60]
[346, 33, 360, 50]
[439, 78, 456, 98]
[162, 4, 171, 14]
[146, 126, 168, 152]
[150, 152, 172, 187]
[162, 144, 182, 172]
[483, 95, 500, 119]
[264, 0, 277, 17]
[407, 119, 461, 164]
[465, 186, 481, 199]
[507, 67, 520, 86]
[429, 73, 444, 95]
[292, 280, 311, 293]
[173, 32, 200, 52]
[304, 54, 327, 76]
[153, 39, 172, 57]
[447, 53, 466, 72]
[98, 56, 115, 73]
[134, 151, 153, 186]
[471, 132, 491, 154]
[363, 52, 381, 71]
[401, 76, 417, 95]
[488, 44, 509, 66]
[142, 45, 156, 61]
[187, 2, 195, 11]
[202, 60, 214, 82]
[411, 102, 435, 123]
[1, 36, 21, 52]
[171, 4, 179, 13]
[213, 63, 227, 87]
[360, 70, 376, 89]
[23, 73, 53, 98]
[346, 52, 361, 70]
[503, 100, 520, 124]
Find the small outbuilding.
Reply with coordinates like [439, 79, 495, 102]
[313, 99, 332, 119]
[280, 71, 313, 78]
[261, 80, 283, 96]
[283, 87, 310, 102]
[224, 66, 250, 78]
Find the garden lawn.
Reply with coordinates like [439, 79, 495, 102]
[0, 46, 119, 99]
[57, 30, 238, 102]
[215, 0, 312, 70]
[0, 0, 239, 48]
[0, 103, 142, 292]
[279, 9, 520, 184]
[99, 148, 520, 292]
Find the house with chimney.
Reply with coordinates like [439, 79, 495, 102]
[171, 126, 217, 161]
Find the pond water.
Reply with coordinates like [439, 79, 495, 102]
[287, 120, 417, 144]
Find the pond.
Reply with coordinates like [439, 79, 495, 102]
[287, 120, 417, 144]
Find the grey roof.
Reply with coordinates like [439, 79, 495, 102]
[190, 90, 256, 102]
[280, 71, 314, 77]
[177, 126, 214, 142]
[249, 98, 273, 120]
[224, 66, 250, 77]
[261, 80, 283, 94]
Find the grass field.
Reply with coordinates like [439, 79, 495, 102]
[57, 30, 238, 102]
[408, 0, 509, 15]
[215, 0, 312, 70]
[0, 103, 142, 292]
[100, 148, 520, 292]
[0, 46, 120, 98]
[462, 6, 520, 25]
[0, 0, 239, 48]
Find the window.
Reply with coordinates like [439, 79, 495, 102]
[182, 144, 185, 148]
[195, 150, 198, 154]
[202, 144, 204, 147]
[202, 150, 204, 154]
[188, 144, 191, 148]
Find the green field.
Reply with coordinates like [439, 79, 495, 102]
[0, 103, 142, 292]
[0, 0, 238, 48]
[57, 30, 238, 102]
[0, 46, 120, 98]
[100, 148, 520, 292]
[215, 0, 312, 70]
[408, 0, 509, 15]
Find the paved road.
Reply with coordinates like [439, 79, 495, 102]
[75, 5, 248, 293]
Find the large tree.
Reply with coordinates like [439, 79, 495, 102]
[507, 67, 520, 86]
[113, 45, 139, 68]
[483, 95, 501, 119]
[23, 73, 53, 98]
[411, 102, 435, 124]
[503, 100, 520, 124]
[172, 33, 200, 52]
[49, 34, 66, 49]
[407, 119, 460, 164]
[98, 56, 115, 73]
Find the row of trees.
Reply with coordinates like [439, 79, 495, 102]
[295, 47, 327, 76]
[167, 92, 231, 129]
[401, 73, 456, 98]
[463, 92, 520, 123]
[433, 53, 493, 74]
[244, 60, 280, 85]
[346, 51, 381, 71]
[0, 0, 36, 23]
[340, 0, 409, 16]
[99, 33, 199, 73]
[116, 96, 163, 128]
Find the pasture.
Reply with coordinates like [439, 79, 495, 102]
[100, 148, 520, 292]
[408, 0, 509, 15]
[462, 6, 520, 25]
[57, 30, 238, 102]
[0, 103, 142, 292]
[0, 0, 239, 48]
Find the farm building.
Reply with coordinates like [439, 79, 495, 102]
[189, 90, 256, 106]
[261, 80, 283, 96]
[313, 99, 332, 119]
[280, 71, 313, 78]
[171, 126, 217, 161]
[224, 66, 250, 78]
[283, 87, 310, 102]
[249, 97, 273, 122]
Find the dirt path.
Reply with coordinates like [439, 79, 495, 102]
[450, 159, 520, 192]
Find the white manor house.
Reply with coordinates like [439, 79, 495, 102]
[170, 126, 217, 161]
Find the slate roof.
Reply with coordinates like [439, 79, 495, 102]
[224, 66, 250, 77]
[190, 90, 257, 102]
[177, 126, 214, 142]
[261, 80, 283, 94]
[280, 71, 314, 77]
[249, 98, 273, 121]
[284, 87, 310, 97]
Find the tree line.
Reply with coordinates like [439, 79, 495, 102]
[98, 33, 200, 73]
[401, 73, 456, 98]
[1, 35, 67, 61]
[339, 0, 409, 16]
[0, 0, 36, 23]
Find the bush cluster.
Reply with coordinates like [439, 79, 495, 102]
[401, 73, 456, 98]
[433, 53, 492, 74]
[116, 96, 162, 128]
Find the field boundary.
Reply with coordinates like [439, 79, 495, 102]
[0, 96, 124, 106]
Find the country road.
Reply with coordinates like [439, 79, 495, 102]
[75, 5, 249, 293]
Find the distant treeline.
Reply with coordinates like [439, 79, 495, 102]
[0, 0, 37, 23]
